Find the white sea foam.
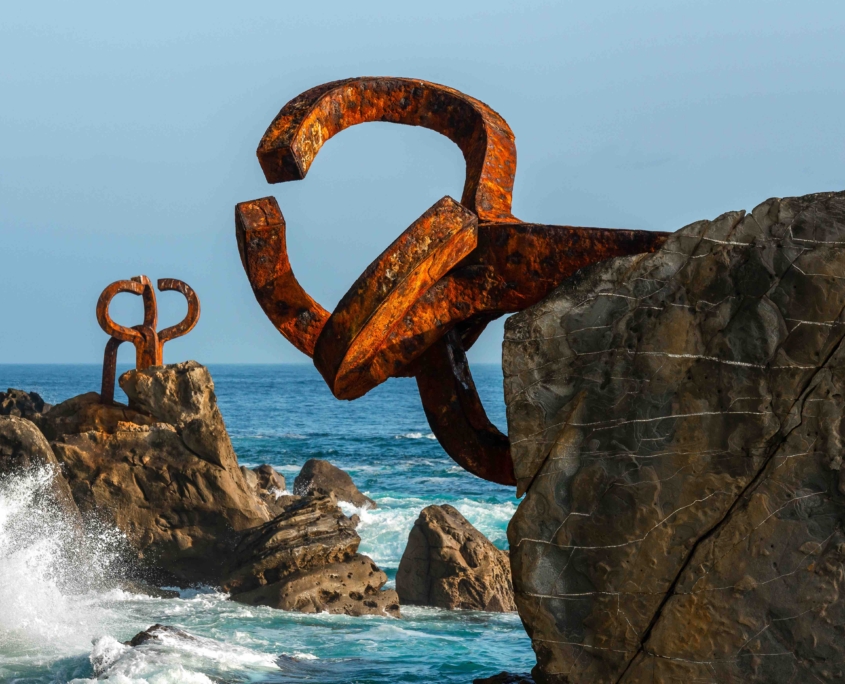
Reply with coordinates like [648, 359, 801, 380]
[339, 496, 516, 569]
[0, 467, 124, 656]
[73, 623, 292, 684]
[393, 432, 437, 440]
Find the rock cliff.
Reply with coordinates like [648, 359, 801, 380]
[504, 191, 845, 682]
[396, 504, 515, 612]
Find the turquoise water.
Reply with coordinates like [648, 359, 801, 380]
[0, 364, 533, 683]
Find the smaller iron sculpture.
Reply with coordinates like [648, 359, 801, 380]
[96, 276, 200, 404]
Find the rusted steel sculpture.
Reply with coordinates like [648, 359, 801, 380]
[96, 275, 200, 404]
[236, 77, 670, 486]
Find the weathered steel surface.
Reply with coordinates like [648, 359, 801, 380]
[96, 276, 200, 404]
[236, 77, 670, 486]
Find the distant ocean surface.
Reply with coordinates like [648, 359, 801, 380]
[0, 364, 533, 683]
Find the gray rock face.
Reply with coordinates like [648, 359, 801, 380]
[504, 191, 845, 682]
[0, 415, 82, 527]
[0, 389, 51, 420]
[222, 495, 399, 616]
[396, 504, 515, 612]
[294, 458, 376, 509]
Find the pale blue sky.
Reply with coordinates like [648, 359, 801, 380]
[1, 0, 843, 366]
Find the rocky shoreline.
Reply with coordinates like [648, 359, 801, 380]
[0, 361, 515, 623]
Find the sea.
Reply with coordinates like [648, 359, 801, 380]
[0, 364, 534, 684]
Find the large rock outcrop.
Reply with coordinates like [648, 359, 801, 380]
[294, 458, 376, 509]
[4, 361, 399, 618]
[504, 191, 845, 682]
[222, 494, 399, 616]
[47, 362, 272, 585]
[396, 504, 515, 612]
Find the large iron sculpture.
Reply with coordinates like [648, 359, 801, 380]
[96, 275, 200, 404]
[235, 77, 669, 486]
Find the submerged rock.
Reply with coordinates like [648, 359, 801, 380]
[223, 495, 399, 617]
[396, 504, 515, 612]
[0, 388, 51, 420]
[294, 458, 376, 509]
[125, 623, 197, 647]
[474, 674, 535, 684]
[118, 580, 180, 599]
[504, 191, 845, 683]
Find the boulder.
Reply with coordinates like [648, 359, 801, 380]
[47, 366, 270, 585]
[293, 458, 376, 509]
[504, 191, 845, 682]
[0, 388, 51, 420]
[396, 504, 515, 612]
[0, 415, 82, 528]
[222, 495, 399, 617]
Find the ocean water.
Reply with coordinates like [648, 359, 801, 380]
[0, 364, 533, 683]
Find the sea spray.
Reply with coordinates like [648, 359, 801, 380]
[0, 467, 127, 658]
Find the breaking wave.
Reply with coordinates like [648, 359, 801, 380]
[340, 496, 516, 570]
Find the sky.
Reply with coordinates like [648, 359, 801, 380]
[1, 0, 844, 368]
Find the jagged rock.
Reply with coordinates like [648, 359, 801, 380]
[0, 388, 51, 420]
[120, 361, 238, 470]
[474, 674, 535, 684]
[293, 458, 376, 509]
[253, 464, 286, 494]
[242, 464, 287, 515]
[222, 495, 399, 617]
[48, 368, 270, 585]
[396, 504, 515, 612]
[504, 191, 845, 683]
[0, 415, 82, 528]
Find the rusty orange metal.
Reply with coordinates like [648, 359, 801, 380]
[236, 77, 670, 486]
[96, 276, 200, 404]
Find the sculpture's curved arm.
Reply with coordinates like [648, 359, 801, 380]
[157, 278, 201, 344]
[96, 277, 154, 344]
[256, 77, 518, 223]
[235, 197, 329, 356]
